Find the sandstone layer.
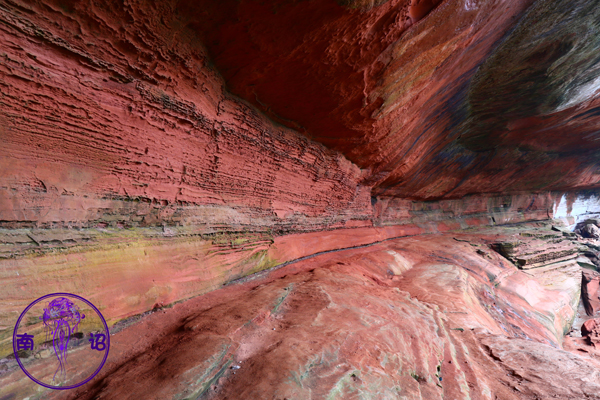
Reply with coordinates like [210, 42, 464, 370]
[2, 0, 600, 398]
[583, 270, 600, 316]
[178, 0, 600, 198]
[0, 192, 573, 358]
[3, 0, 600, 231]
[1, 223, 596, 400]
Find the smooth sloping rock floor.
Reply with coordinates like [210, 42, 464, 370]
[2, 223, 600, 399]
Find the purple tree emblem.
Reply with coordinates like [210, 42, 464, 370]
[40, 297, 85, 382]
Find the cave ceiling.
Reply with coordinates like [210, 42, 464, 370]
[179, 0, 600, 199]
[2, 0, 600, 201]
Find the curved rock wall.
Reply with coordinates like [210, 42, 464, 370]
[0, 0, 371, 232]
[2, 0, 600, 397]
[0, 224, 592, 399]
[176, 0, 600, 199]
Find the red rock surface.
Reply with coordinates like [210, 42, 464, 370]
[582, 270, 600, 316]
[2, 0, 600, 398]
[0, 0, 372, 231]
[582, 319, 600, 348]
[2, 0, 600, 235]
[0, 193, 574, 360]
[0, 203, 556, 359]
[176, 0, 600, 198]
[0, 227, 594, 399]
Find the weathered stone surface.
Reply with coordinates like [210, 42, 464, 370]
[582, 251, 600, 268]
[0, 228, 587, 399]
[577, 222, 600, 239]
[492, 231, 579, 270]
[0, 196, 575, 359]
[2, 0, 600, 229]
[552, 224, 578, 239]
[0, 0, 380, 234]
[2, 0, 586, 237]
[173, 0, 600, 199]
[2, 0, 600, 398]
[582, 270, 600, 316]
[481, 335, 600, 397]
[576, 254, 598, 269]
[582, 319, 600, 348]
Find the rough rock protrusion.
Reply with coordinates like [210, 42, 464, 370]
[576, 220, 600, 239]
[582, 318, 600, 347]
[492, 231, 578, 269]
[582, 250, 600, 268]
[582, 269, 600, 316]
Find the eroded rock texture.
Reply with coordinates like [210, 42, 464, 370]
[582, 270, 600, 316]
[175, 0, 600, 198]
[0, 0, 373, 231]
[582, 319, 600, 348]
[0, 224, 597, 400]
[3, 0, 600, 398]
[3, 0, 600, 226]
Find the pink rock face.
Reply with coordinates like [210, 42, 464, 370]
[1, 0, 600, 227]
[0, 227, 592, 399]
[582, 270, 600, 316]
[0, 0, 369, 230]
[2, 0, 600, 398]
[0, 194, 573, 359]
[0, 0, 567, 235]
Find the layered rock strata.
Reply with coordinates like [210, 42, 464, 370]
[0, 223, 593, 400]
[176, 0, 600, 199]
[1, 0, 600, 355]
[3, 0, 600, 231]
[2, 0, 600, 398]
[0, 193, 574, 358]
[492, 232, 578, 270]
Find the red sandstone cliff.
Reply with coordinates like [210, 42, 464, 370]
[2, 0, 600, 398]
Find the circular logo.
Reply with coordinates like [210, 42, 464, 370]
[12, 293, 110, 389]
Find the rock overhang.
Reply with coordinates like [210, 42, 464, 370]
[175, 0, 600, 199]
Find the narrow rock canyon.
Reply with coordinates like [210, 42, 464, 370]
[2, 0, 600, 399]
